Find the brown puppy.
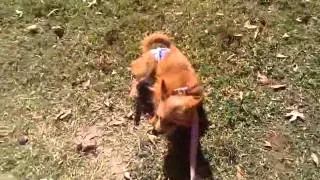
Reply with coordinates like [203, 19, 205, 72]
[131, 32, 203, 132]
[130, 32, 204, 180]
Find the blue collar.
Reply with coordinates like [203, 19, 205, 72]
[150, 47, 170, 62]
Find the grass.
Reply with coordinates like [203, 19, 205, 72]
[0, 0, 319, 179]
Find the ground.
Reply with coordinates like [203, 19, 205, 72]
[0, 0, 319, 179]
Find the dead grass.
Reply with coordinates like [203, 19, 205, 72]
[0, 0, 320, 179]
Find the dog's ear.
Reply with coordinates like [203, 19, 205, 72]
[160, 80, 169, 100]
[186, 97, 202, 109]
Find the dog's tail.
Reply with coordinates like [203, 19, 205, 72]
[141, 32, 172, 53]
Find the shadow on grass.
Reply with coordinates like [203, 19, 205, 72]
[164, 105, 215, 180]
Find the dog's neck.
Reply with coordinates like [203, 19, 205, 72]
[150, 47, 170, 62]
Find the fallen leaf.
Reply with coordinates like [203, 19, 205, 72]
[285, 109, 305, 122]
[15, 10, 23, 17]
[74, 125, 104, 153]
[82, 79, 91, 90]
[270, 84, 287, 91]
[244, 20, 258, 29]
[257, 72, 270, 85]
[311, 153, 319, 167]
[276, 54, 288, 58]
[266, 131, 288, 151]
[236, 166, 246, 180]
[175, 12, 183, 15]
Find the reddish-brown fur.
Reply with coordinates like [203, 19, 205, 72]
[130, 32, 204, 179]
[131, 32, 203, 130]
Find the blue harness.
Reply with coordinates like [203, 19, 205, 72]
[150, 47, 170, 62]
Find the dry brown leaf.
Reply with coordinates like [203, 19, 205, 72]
[74, 125, 104, 153]
[270, 84, 287, 91]
[244, 20, 258, 29]
[311, 153, 319, 167]
[236, 166, 246, 180]
[276, 54, 288, 58]
[257, 72, 270, 85]
[266, 131, 288, 152]
[285, 110, 305, 122]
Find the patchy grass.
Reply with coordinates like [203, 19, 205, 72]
[0, 0, 319, 179]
